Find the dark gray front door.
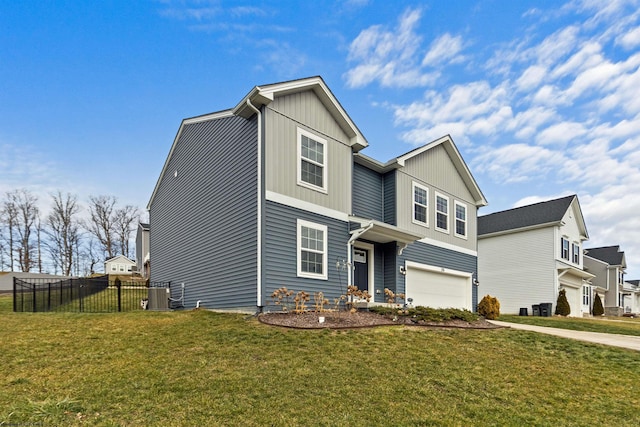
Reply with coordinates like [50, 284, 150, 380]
[353, 248, 368, 292]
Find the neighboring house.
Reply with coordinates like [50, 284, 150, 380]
[104, 255, 136, 275]
[0, 272, 73, 293]
[147, 76, 487, 312]
[477, 195, 594, 316]
[623, 280, 640, 314]
[136, 222, 150, 278]
[583, 246, 627, 316]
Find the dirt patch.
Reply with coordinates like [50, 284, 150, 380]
[258, 311, 502, 330]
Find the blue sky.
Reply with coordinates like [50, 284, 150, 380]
[2, 0, 640, 277]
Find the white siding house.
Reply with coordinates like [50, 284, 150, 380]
[104, 255, 136, 275]
[478, 195, 594, 316]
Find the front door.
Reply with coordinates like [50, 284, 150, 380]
[582, 285, 591, 314]
[353, 248, 369, 292]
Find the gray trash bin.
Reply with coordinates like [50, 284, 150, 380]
[519, 307, 528, 316]
[532, 304, 540, 316]
[539, 303, 552, 317]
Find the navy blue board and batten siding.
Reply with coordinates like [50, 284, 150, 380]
[263, 200, 349, 310]
[352, 162, 384, 221]
[149, 115, 259, 310]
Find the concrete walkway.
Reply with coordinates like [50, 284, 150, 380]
[488, 320, 640, 352]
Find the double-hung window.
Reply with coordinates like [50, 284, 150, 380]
[297, 128, 327, 193]
[297, 219, 328, 280]
[454, 201, 467, 238]
[435, 192, 449, 233]
[412, 182, 428, 226]
[572, 243, 580, 264]
[561, 237, 570, 260]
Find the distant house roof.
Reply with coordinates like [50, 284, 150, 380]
[139, 222, 150, 230]
[478, 194, 577, 236]
[105, 255, 136, 264]
[584, 246, 626, 267]
[628, 279, 640, 286]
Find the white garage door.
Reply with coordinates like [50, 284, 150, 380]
[405, 262, 472, 310]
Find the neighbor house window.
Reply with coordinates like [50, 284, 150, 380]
[412, 182, 429, 226]
[297, 128, 327, 193]
[111, 265, 116, 272]
[297, 219, 328, 280]
[435, 192, 449, 233]
[572, 243, 580, 264]
[561, 237, 570, 260]
[454, 201, 467, 238]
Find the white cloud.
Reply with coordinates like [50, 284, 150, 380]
[617, 26, 640, 48]
[422, 33, 464, 66]
[516, 65, 547, 91]
[344, 8, 451, 88]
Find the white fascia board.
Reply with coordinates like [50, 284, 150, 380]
[147, 110, 234, 210]
[478, 221, 560, 239]
[417, 236, 478, 257]
[265, 191, 349, 222]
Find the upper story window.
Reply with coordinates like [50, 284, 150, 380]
[454, 201, 467, 239]
[435, 192, 449, 233]
[297, 128, 327, 193]
[412, 182, 429, 226]
[619, 270, 624, 284]
[561, 237, 570, 260]
[297, 219, 328, 280]
[572, 243, 580, 264]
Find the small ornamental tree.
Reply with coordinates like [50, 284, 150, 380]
[592, 293, 605, 316]
[477, 295, 500, 320]
[555, 289, 571, 316]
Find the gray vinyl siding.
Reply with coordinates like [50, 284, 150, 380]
[353, 163, 383, 220]
[383, 171, 396, 225]
[263, 91, 352, 213]
[149, 115, 258, 310]
[263, 200, 349, 310]
[399, 242, 479, 310]
[395, 145, 477, 251]
[382, 242, 397, 303]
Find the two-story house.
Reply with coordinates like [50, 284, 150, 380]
[583, 246, 627, 316]
[477, 195, 594, 316]
[147, 76, 487, 312]
[135, 222, 150, 279]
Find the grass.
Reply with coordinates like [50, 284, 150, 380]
[500, 314, 640, 336]
[1, 294, 640, 426]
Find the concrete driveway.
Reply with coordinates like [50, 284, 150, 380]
[488, 320, 640, 352]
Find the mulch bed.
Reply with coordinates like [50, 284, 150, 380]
[258, 311, 503, 330]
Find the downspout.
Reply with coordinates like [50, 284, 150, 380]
[246, 99, 262, 310]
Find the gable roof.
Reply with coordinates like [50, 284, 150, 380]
[353, 134, 487, 207]
[233, 76, 368, 151]
[478, 194, 584, 236]
[628, 279, 640, 286]
[147, 76, 367, 210]
[105, 255, 135, 264]
[584, 246, 626, 267]
[139, 222, 150, 231]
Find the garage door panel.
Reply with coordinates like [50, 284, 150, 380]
[406, 265, 471, 310]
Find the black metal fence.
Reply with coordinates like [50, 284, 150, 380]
[13, 276, 172, 313]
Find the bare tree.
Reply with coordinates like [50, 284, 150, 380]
[1, 195, 18, 271]
[113, 205, 139, 258]
[9, 189, 39, 272]
[46, 192, 81, 276]
[86, 195, 117, 259]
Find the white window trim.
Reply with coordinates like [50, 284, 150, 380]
[435, 192, 450, 234]
[297, 219, 328, 280]
[572, 242, 580, 264]
[454, 200, 467, 239]
[411, 182, 429, 227]
[296, 127, 328, 194]
[561, 237, 570, 260]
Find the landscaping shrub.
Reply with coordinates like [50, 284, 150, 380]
[477, 295, 500, 320]
[555, 289, 571, 316]
[368, 305, 479, 323]
[593, 293, 605, 316]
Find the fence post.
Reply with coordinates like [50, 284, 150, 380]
[117, 280, 122, 312]
[47, 282, 51, 311]
[13, 277, 17, 313]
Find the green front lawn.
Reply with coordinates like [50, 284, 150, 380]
[501, 314, 640, 336]
[2, 295, 640, 426]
